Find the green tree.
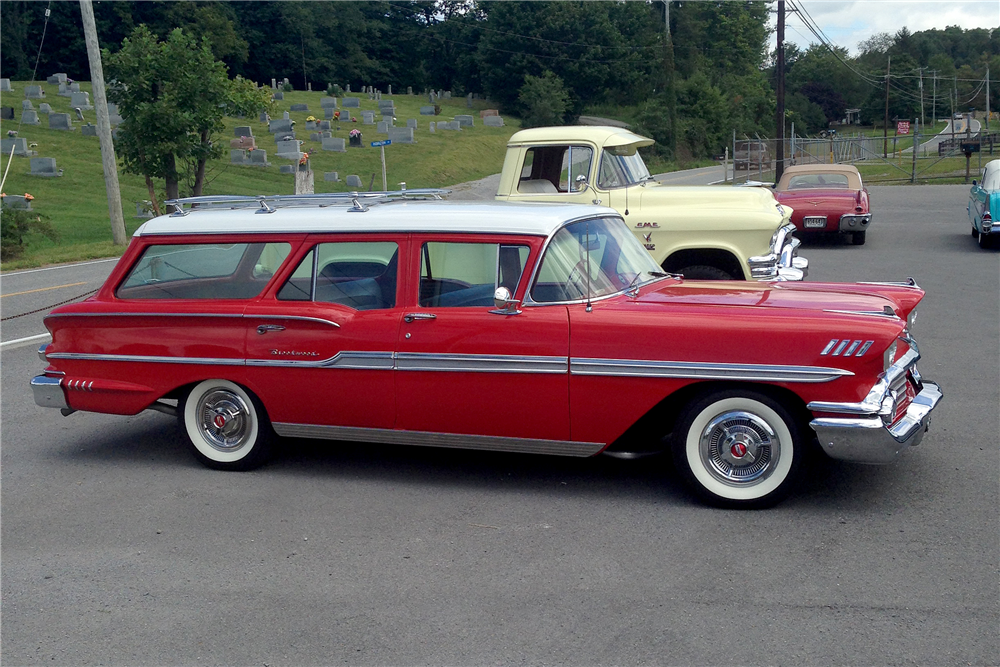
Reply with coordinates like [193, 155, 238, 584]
[104, 26, 271, 207]
[518, 71, 570, 127]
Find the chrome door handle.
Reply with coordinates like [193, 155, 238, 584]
[257, 324, 286, 335]
[403, 313, 437, 323]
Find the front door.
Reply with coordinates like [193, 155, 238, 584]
[394, 237, 573, 445]
[245, 236, 404, 432]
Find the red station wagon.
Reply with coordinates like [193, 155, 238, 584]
[31, 193, 941, 508]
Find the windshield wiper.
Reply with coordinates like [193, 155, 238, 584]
[626, 270, 673, 297]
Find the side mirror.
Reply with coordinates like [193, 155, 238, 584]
[574, 173, 588, 192]
[491, 286, 521, 315]
[972, 179, 978, 187]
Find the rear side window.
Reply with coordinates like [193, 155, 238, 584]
[117, 242, 291, 299]
[278, 241, 398, 310]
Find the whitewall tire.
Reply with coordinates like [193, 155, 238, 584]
[181, 379, 273, 471]
[673, 390, 802, 508]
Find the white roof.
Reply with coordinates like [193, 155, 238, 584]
[134, 200, 619, 238]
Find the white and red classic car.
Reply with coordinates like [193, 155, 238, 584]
[774, 164, 871, 245]
[32, 194, 941, 508]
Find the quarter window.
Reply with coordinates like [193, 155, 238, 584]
[277, 241, 398, 310]
[419, 242, 529, 307]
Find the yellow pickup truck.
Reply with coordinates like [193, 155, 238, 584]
[496, 126, 807, 280]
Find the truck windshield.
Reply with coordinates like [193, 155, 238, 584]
[598, 147, 652, 189]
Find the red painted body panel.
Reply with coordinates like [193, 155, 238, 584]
[775, 189, 869, 233]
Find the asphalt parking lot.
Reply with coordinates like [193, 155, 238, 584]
[1, 183, 997, 666]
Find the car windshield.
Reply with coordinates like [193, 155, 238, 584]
[597, 145, 653, 188]
[531, 216, 665, 303]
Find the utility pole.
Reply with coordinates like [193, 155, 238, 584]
[931, 70, 937, 126]
[987, 67, 991, 132]
[917, 67, 926, 126]
[883, 55, 891, 158]
[79, 0, 126, 246]
[662, 0, 676, 161]
[775, 0, 786, 182]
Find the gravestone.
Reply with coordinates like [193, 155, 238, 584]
[346, 175, 363, 188]
[283, 78, 290, 86]
[483, 115, 505, 127]
[46, 73, 68, 84]
[73, 108, 85, 121]
[376, 121, 389, 134]
[387, 127, 415, 144]
[271, 78, 277, 89]
[70, 91, 92, 110]
[419, 106, 435, 115]
[407, 119, 417, 129]
[230, 136, 256, 150]
[407, 87, 413, 95]
[378, 100, 395, 112]
[438, 121, 461, 131]
[20, 110, 40, 125]
[324, 172, 339, 182]
[58, 82, 69, 96]
[324, 108, 337, 119]
[342, 97, 361, 108]
[480, 109, 499, 118]
[321, 137, 346, 152]
[345, 84, 351, 93]
[30, 157, 62, 177]
[279, 165, 295, 174]
[81, 123, 98, 136]
[429, 92, 435, 103]
[1, 195, 32, 210]
[283, 111, 290, 120]
[259, 111, 269, 123]
[444, 91, 451, 99]
[455, 115, 474, 127]
[1, 138, 31, 156]
[467, 93, 473, 108]
[234, 126, 254, 138]
[319, 120, 331, 130]
[429, 122, 435, 133]
[68, 83, 81, 94]
[25, 85, 44, 99]
[268, 118, 294, 134]
[22, 100, 34, 110]
[388, 85, 392, 95]
[48, 113, 74, 130]
[0, 79, 13, 92]
[290, 104, 308, 112]
[135, 202, 154, 219]
[320, 97, 338, 109]
[231, 149, 249, 165]
[305, 120, 318, 131]
[275, 139, 303, 159]
[1, 107, 14, 120]
[307, 83, 312, 92]
[38, 103, 52, 114]
[381, 115, 394, 126]
[249, 150, 270, 167]
[274, 131, 296, 142]
[362, 111, 375, 125]
[273, 91, 284, 101]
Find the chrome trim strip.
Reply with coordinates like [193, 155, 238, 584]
[856, 341, 874, 356]
[251, 315, 341, 328]
[271, 423, 605, 457]
[808, 336, 920, 417]
[246, 350, 395, 369]
[569, 358, 853, 383]
[820, 339, 838, 355]
[46, 352, 245, 366]
[396, 352, 568, 374]
[858, 278, 919, 289]
[831, 340, 849, 356]
[46, 312, 341, 328]
[824, 309, 900, 319]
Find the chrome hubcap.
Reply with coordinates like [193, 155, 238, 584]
[699, 410, 778, 486]
[198, 389, 252, 452]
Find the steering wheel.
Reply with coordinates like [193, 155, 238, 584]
[566, 260, 590, 297]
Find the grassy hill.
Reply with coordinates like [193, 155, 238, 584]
[0, 81, 520, 270]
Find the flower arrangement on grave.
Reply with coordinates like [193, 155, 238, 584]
[348, 128, 363, 147]
[349, 129, 361, 138]
[306, 115, 317, 122]
[299, 151, 310, 166]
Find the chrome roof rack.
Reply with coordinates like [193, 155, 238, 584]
[163, 189, 451, 216]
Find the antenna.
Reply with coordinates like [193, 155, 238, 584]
[585, 219, 592, 313]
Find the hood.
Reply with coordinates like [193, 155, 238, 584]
[638, 184, 786, 218]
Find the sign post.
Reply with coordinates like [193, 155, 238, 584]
[371, 139, 391, 190]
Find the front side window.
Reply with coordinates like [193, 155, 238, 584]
[419, 242, 529, 308]
[117, 242, 291, 299]
[278, 241, 398, 310]
[517, 145, 593, 194]
[531, 217, 662, 303]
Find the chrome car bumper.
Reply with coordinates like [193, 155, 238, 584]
[838, 213, 871, 233]
[749, 224, 809, 281]
[807, 336, 943, 463]
[32, 374, 69, 410]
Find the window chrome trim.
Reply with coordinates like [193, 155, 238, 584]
[396, 352, 568, 374]
[570, 358, 853, 383]
[45, 312, 340, 328]
[271, 423, 605, 457]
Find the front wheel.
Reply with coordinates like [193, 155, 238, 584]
[180, 379, 274, 471]
[672, 390, 803, 509]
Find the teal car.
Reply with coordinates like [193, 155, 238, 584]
[968, 159, 1000, 249]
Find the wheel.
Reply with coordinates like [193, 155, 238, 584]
[677, 265, 733, 280]
[180, 379, 274, 471]
[671, 390, 803, 508]
[979, 230, 995, 249]
[852, 231, 867, 245]
[972, 225, 979, 238]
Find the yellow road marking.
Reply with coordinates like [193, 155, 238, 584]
[1, 281, 87, 298]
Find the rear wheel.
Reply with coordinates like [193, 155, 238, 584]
[180, 379, 273, 471]
[677, 265, 733, 280]
[671, 390, 803, 509]
[979, 230, 995, 249]
[852, 231, 867, 245]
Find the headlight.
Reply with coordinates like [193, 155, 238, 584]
[906, 308, 918, 333]
[883, 341, 898, 371]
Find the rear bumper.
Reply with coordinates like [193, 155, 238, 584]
[32, 374, 68, 410]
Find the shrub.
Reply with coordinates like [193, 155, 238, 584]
[282, 81, 294, 92]
[518, 71, 570, 128]
[326, 83, 343, 97]
[1, 207, 58, 261]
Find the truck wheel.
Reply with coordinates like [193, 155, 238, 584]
[180, 379, 274, 471]
[852, 231, 867, 245]
[671, 390, 803, 509]
[678, 265, 733, 280]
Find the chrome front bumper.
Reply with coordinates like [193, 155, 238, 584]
[807, 337, 943, 463]
[749, 224, 809, 281]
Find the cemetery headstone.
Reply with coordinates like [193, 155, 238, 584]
[320, 97, 338, 109]
[388, 85, 392, 95]
[73, 108, 85, 121]
[0, 79, 13, 92]
[324, 172, 339, 182]
[342, 97, 361, 108]
[480, 109, 499, 118]
[290, 104, 309, 112]
[1, 138, 31, 156]
[362, 111, 375, 125]
[234, 126, 253, 138]
[69, 83, 81, 93]
[70, 92, 92, 110]
[38, 103, 52, 114]
[25, 85, 44, 99]
[49, 113, 74, 130]
[429, 122, 435, 133]
[249, 150, 270, 167]
[346, 175, 363, 188]
[268, 118, 294, 134]
[483, 115, 505, 127]
[1, 107, 14, 120]
[407, 87, 413, 95]
[406, 119, 417, 129]
[259, 111, 269, 123]
[273, 91, 284, 101]
[305, 120, 318, 131]
[455, 115, 474, 127]
[319, 120, 331, 130]
[47, 73, 68, 84]
[279, 165, 295, 174]
[82, 123, 98, 136]
[231, 149, 249, 164]
[324, 108, 337, 119]
[381, 115, 394, 126]
[58, 82, 69, 96]
[230, 136, 256, 150]
[419, 106, 436, 115]
[322, 137, 347, 152]
[22, 100, 34, 110]
[21, 110, 40, 125]
[387, 127, 415, 144]
[30, 157, 62, 177]
[283, 111, 290, 120]
[274, 131, 296, 142]
[439, 121, 461, 131]
[2, 195, 32, 210]
[275, 139, 303, 159]
[376, 121, 389, 134]
[345, 84, 351, 93]
[467, 93, 473, 108]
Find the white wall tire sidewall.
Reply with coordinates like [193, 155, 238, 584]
[684, 396, 795, 502]
[184, 380, 260, 465]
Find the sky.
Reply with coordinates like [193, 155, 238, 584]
[770, 0, 1000, 55]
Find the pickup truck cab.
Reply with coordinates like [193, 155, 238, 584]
[496, 126, 808, 281]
